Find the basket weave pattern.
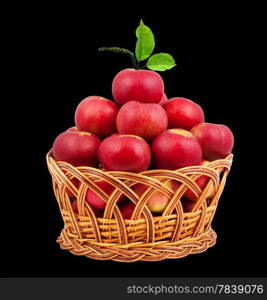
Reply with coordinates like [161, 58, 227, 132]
[46, 151, 233, 262]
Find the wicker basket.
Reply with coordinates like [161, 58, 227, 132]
[46, 150, 233, 262]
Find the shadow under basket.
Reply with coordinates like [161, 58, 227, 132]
[46, 151, 233, 262]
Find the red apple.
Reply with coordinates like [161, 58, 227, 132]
[132, 180, 180, 213]
[72, 199, 103, 217]
[120, 201, 136, 219]
[112, 68, 164, 106]
[60, 133, 80, 196]
[64, 174, 79, 197]
[181, 198, 195, 213]
[72, 199, 78, 213]
[116, 101, 168, 141]
[81, 180, 125, 210]
[163, 97, 205, 130]
[184, 160, 215, 201]
[52, 130, 101, 167]
[75, 96, 118, 138]
[98, 134, 151, 172]
[191, 122, 234, 160]
[66, 126, 78, 132]
[159, 93, 169, 106]
[152, 129, 202, 170]
[119, 200, 150, 219]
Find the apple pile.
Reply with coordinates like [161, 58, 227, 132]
[51, 21, 234, 218]
[52, 69, 234, 218]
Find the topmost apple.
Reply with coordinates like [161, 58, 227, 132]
[100, 20, 176, 106]
[112, 68, 165, 106]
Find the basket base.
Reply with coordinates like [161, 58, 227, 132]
[57, 228, 217, 262]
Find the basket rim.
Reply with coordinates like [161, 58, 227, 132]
[46, 149, 233, 174]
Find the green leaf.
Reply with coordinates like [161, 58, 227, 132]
[135, 19, 155, 62]
[146, 53, 176, 71]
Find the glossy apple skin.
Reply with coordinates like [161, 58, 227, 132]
[191, 122, 234, 160]
[52, 130, 101, 167]
[112, 69, 164, 106]
[98, 134, 151, 172]
[132, 180, 180, 213]
[152, 129, 202, 170]
[163, 97, 205, 130]
[75, 96, 118, 138]
[116, 101, 168, 141]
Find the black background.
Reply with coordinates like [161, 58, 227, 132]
[2, 4, 266, 278]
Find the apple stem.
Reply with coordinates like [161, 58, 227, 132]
[98, 47, 139, 69]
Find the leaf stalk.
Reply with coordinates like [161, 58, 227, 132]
[98, 47, 138, 69]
